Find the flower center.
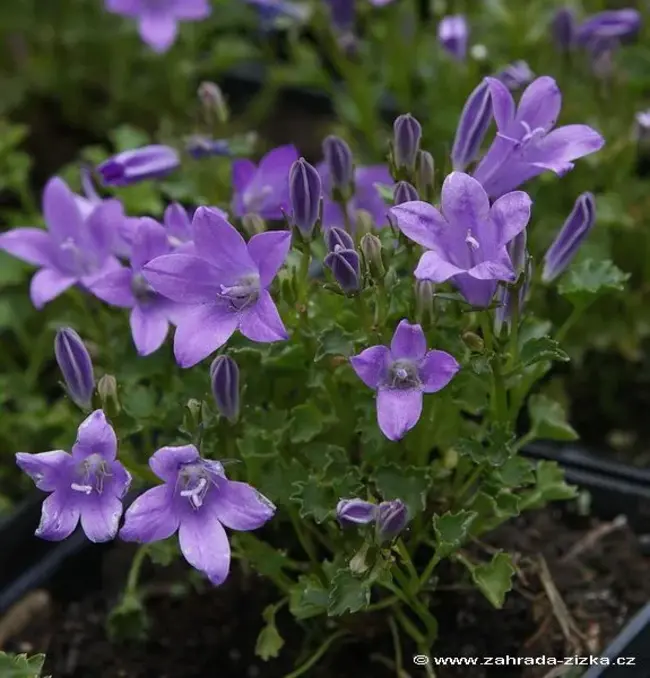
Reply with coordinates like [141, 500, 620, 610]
[217, 274, 261, 311]
[519, 121, 547, 146]
[387, 359, 420, 389]
[465, 229, 480, 251]
[131, 273, 157, 304]
[71, 453, 112, 495]
[177, 463, 214, 510]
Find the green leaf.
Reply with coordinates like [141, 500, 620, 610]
[491, 456, 536, 488]
[375, 183, 395, 204]
[289, 402, 327, 443]
[456, 424, 515, 467]
[433, 510, 478, 558]
[255, 604, 285, 661]
[0, 652, 46, 678]
[107, 594, 149, 642]
[146, 539, 178, 567]
[291, 476, 333, 523]
[327, 569, 371, 616]
[519, 337, 570, 368]
[289, 575, 329, 619]
[372, 463, 431, 515]
[558, 259, 629, 306]
[521, 461, 578, 509]
[466, 490, 520, 534]
[528, 394, 578, 442]
[314, 327, 356, 361]
[122, 385, 156, 420]
[233, 533, 297, 581]
[463, 552, 515, 609]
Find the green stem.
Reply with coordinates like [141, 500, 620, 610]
[505, 289, 521, 372]
[388, 615, 404, 678]
[282, 631, 348, 678]
[289, 510, 322, 578]
[454, 464, 484, 507]
[481, 312, 508, 424]
[418, 553, 441, 590]
[125, 545, 149, 598]
[512, 430, 536, 454]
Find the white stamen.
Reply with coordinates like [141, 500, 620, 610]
[180, 477, 208, 509]
[465, 230, 480, 250]
[71, 483, 93, 494]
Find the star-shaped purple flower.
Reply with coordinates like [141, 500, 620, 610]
[142, 207, 291, 367]
[473, 76, 605, 198]
[89, 218, 181, 356]
[16, 410, 131, 542]
[350, 320, 459, 441]
[319, 164, 394, 231]
[104, 0, 211, 53]
[390, 172, 532, 307]
[0, 177, 119, 309]
[232, 145, 298, 220]
[119, 444, 275, 585]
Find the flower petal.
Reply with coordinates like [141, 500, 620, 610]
[211, 480, 276, 531]
[72, 410, 118, 462]
[515, 76, 562, 131]
[0, 228, 54, 267]
[89, 267, 136, 308]
[414, 250, 465, 281]
[489, 191, 532, 250]
[36, 491, 80, 541]
[452, 274, 498, 307]
[531, 124, 605, 173]
[376, 388, 423, 441]
[484, 77, 516, 130]
[247, 230, 292, 287]
[138, 12, 178, 53]
[419, 350, 460, 393]
[119, 485, 180, 543]
[389, 201, 447, 250]
[143, 254, 221, 304]
[175, 0, 211, 19]
[390, 320, 427, 361]
[149, 445, 200, 482]
[179, 509, 231, 585]
[130, 218, 170, 270]
[441, 171, 490, 231]
[80, 494, 124, 543]
[42, 177, 84, 242]
[232, 159, 256, 194]
[174, 303, 239, 367]
[30, 269, 76, 309]
[15, 450, 73, 492]
[130, 305, 169, 356]
[468, 254, 515, 281]
[349, 345, 390, 389]
[239, 290, 288, 343]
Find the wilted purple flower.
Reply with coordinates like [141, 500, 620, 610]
[495, 60, 535, 91]
[0, 177, 119, 309]
[322, 136, 354, 196]
[186, 135, 231, 160]
[289, 158, 322, 236]
[551, 7, 576, 51]
[16, 410, 131, 542]
[376, 499, 408, 541]
[393, 114, 422, 174]
[232, 145, 298, 220]
[438, 15, 468, 61]
[542, 192, 596, 282]
[451, 79, 493, 172]
[337, 498, 378, 525]
[394, 181, 419, 205]
[473, 76, 605, 198]
[120, 444, 274, 585]
[104, 0, 211, 53]
[325, 226, 355, 252]
[350, 319, 459, 441]
[576, 9, 641, 46]
[55, 328, 95, 410]
[390, 172, 532, 307]
[143, 208, 291, 367]
[324, 246, 361, 293]
[210, 355, 240, 422]
[97, 145, 180, 187]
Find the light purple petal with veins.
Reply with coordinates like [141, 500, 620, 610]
[377, 388, 423, 441]
[119, 485, 180, 543]
[212, 480, 276, 531]
[173, 304, 239, 367]
[349, 345, 390, 389]
[239, 290, 288, 343]
[247, 230, 292, 287]
[30, 269, 76, 309]
[143, 254, 222, 304]
[149, 445, 200, 482]
[390, 320, 426, 361]
[178, 507, 231, 585]
[420, 351, 460, 393]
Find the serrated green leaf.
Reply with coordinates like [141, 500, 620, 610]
[314, 327, 356, 361]
[107, 594, 149, 642]
[491, 456, 536, 487]
[291, 477, 333, 523]
[0, 652, 46, 678]
[433, 510, 478, 558]
[146, 539, 178, 567]
[289, 575, 329, 619]
[521, 461, 577, 509]
[233, 533, 297, 581]
[467, 490, 520, 534]
[519, 337, 570, 368]
[327, 569, 371, 616]
[528, 394, 578, 442]
[463, 552, 515, 608]
[456, 424, 515, 467]
[289, 402, 327, 443]
[372, 464, 431, 515]
[255, 604, 285, 661]
[558, 259, 629, 306]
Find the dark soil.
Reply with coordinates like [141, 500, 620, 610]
[3, 505, 649, 678]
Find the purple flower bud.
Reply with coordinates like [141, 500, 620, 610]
[376, 499, 408, 542]
[323, 135, 354, 195]
[393, 181, 419, 205]
[577, 9, 642, 46]
[494, 60, 535, 91]
[325, 226, 355, 252]
[324, 0, 354, 33]
[451, 79, 493, 172]
[509, 230, 527, 275]
[416, 150, 435, 200]
[336, 498, 377, 525]
[210, 355, 240, 422]
[97, 145, 180, 187]
[551, 7, 576, 51]
[324, 246, 361, 293]
[186, 136, 231, 160]
[543, 192, 596, 283]
[393, 114, 422, 173]
[54, 328, 95, 410]
[198, 81, 228, 123]
[438, 15, 469, 61]
[415, 279, 435, 323]
[289, 158, 322, 236]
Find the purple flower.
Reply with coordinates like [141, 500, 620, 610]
[376, 499, 408, 541]
[185, 135, 231, 160]
[119, 444, 275, 585]
[98, 145, 180, 187]
[104, 0, 211, 53]
[320, 164, 394, 231]
[289, 158, 322, 236]
[142, 208, 291, 368]
[232, 145, 298, 220]
[542, 192, 596, 282]
[325, 226, 355, 252]
[336, 498, 377, 525]
[495, 60, 535, 91]
[494, 230, 529, 335]
[55, 328, 95, 410]
[473, 76, 605, 198]
[451, 79, 493, 172]
[89, 218, 179, 356]
[390, 172, 532, 307]
[324, 246, 361, 293]
[438, 15, 469, 61]
[16, 410, 131, 542]
[0, 177, 119, 309]
[551, 7, 576, 51]
[576, 9, 641, 46]
[163, 203, 229, 253]
[350, 319, 459, 441]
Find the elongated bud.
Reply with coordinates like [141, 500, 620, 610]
[451, 80, 492, 172]
[210, 355, 240, 422]
[376, 499, 408, 542]
[97, 374, 120, 417]
[355, 209, 374, 238]
[438, 15, 469, 61]
[415, 279, 435, 324]
[542, 192, 596, 283]
[393, 114, 422, 175]
[198, 81, 229, 123]
[289, 158, 322, 237]
[97, 145, 179, 187]
[54, 328, 95, 410]
[242, 213, 266, 237]
[551, 8, 576, 51]
[336, 498, 377, 526]
[323, 135, 354, 197]
[461, 331, 484, 353]
[415, 150, 435, 202]
[393, 181, 419, 205]
[360, 233, 385, 281]
[325, 226, 354, 252]
[324, 246, 361, 293]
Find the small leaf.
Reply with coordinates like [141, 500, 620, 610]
[521, 461, 578, 509]
[372, 463, 431, 515]
[528, 395, 578, 442]
[107, 594, 149, 642]
[327, 569, 371, 616]
[233, 533, 297, 581]
[463, 552, 515, 609]
[289, 402, 327, 443]
[146, 539, 178, 567]
[456, 424, 515, 468]
[375, 183, 395, 204]
[519, 337, 569, 368]
[289, 575, 329, 620]
[255, 604, 285, 661]
[314, 327, 356, 361]
[558, 259, 629, 306]
[433, 510, 478, 558]
[491, 456, 536, 488]
[290, 477, 333, 523]
[0, 652, 46, 678]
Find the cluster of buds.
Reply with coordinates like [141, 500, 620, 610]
[336, 497, 409, 544]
